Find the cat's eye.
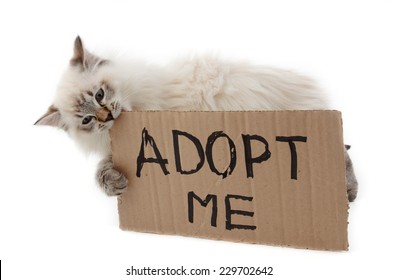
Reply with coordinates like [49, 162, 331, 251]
[82, 116, 94, 125]
[95, 88, 105, 103]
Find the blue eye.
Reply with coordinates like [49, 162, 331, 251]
[82, 116, 93, 125]
[95, 88, 105, 103]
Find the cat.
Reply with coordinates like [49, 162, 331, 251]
[35, 36, 358, 202]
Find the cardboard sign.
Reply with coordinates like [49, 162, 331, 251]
[110, 111, 348, 251]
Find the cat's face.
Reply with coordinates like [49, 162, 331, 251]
[35, 36, 122, 137]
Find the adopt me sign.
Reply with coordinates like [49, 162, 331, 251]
[110, 111, 348, 251]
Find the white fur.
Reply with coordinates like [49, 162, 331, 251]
[53, 53, 328, 157]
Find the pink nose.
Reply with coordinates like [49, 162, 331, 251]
[96, 108, 113, 122]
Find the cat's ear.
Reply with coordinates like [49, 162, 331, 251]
[70, 36, 106, 71]
[34, 105, 67, 130]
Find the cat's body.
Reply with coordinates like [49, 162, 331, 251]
[36, 37, 358, 201]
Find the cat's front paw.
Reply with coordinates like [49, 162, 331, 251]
[347, 187, 358, 202]
[100, 168, 128, 196]
[96, 157, 128, 196]
[345, 147, 358, 202]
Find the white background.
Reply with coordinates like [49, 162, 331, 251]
[1, 0, 396, 279]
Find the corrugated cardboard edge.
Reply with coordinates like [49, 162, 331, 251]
[111, 110, 350, 251]
[339, 111, 350, 251]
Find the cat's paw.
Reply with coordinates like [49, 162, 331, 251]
[347, 187, 358, 202]
[96, 157, 128, 196]
[99, 167, 128, 196]
[345, 147, 358, 202]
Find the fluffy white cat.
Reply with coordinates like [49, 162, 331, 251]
[35, 36, 357, 201]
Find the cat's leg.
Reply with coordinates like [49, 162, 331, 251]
[96, 156, 128, 196]
[345, 146, 358, 202]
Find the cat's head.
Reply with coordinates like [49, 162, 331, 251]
[35, 36, 122, 152]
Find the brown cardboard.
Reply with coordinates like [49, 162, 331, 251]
[110, 111, 348, 251]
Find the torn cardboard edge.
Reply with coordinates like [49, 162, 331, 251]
[111, 110, 349, 251]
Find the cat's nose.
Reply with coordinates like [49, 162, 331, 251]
[96, 108, 113, 122]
